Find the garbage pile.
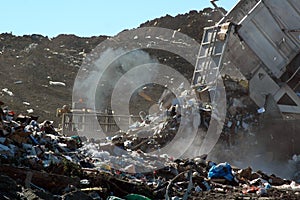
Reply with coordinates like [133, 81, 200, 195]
[0, 102, 81, 168]
[1, 92, 300, 200]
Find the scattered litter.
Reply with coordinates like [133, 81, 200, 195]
[80, 179, 90, 185]
[49, 81, 66, 86]
[26, 109, 34, 114]
[0, 3, 299, 199]
[23, 102, 30, 106]
[257, 107, 265, 113]
[208, 162, 234, 181]
[2, 88, 14, 96]
[14, 80, 23, 84]
[0, 76, 298, 200]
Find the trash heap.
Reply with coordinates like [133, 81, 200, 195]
[1, 89, 300, 200]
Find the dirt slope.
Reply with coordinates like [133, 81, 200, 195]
[0, 7, 224, 123]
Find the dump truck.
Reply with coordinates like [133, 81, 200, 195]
[191, 0, 300, 160]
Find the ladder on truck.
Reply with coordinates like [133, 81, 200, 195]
[191, 22, 232, 90]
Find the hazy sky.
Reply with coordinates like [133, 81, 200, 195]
[2, 0, 239, 37]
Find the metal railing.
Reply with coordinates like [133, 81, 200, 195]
[61, 112, 141, 136]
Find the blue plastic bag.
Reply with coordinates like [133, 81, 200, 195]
[208, 162, 234, 181]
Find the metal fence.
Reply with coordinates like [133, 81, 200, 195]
[61, 111, 140, 136]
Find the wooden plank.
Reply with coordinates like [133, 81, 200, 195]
[0, 165, 80, 193]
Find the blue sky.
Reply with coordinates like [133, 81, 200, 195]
[1, 0, 238, 38]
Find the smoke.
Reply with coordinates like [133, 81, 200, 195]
[208, 132, 300, 181]
[73, 48, 159, 111]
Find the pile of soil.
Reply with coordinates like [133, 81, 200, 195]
[0, 7, 223, 124]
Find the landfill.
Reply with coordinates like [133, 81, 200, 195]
[1, 2, 300, 200]
[1, 86, 300, 200]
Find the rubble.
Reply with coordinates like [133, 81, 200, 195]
[0, 3, 299, 200]
[0, 93, 299, 199]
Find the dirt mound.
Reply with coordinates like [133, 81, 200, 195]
[0, 33, 106, 123]
[140, 8, 225, 42]
[0, 7, 223, 124]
